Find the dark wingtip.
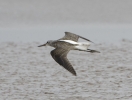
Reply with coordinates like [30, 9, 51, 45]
[73, 74, 77, 76]
[90, 41, 95, 44]
[88, 40, 95, 44]
[72, 72, 77, 76]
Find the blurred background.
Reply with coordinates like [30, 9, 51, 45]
[1, 1, 132, 100]
[0, 0, 132, 43]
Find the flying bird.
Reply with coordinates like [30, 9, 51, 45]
[38, 32, 100, 76]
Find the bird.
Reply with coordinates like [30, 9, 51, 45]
[38, 32, 100, 76]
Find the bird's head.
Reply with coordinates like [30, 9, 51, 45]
[38, 40, 53, 47]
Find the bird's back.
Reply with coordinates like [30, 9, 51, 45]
[54, 40, 77, 50]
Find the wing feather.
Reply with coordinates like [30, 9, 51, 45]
[59, 32, 94, 43]
[59, 32, 79, 42]
[50, 48, 77, 76]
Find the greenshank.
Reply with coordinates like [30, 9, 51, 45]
[38, 32, 100, 76]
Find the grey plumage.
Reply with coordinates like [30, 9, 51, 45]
[51, 48, 77, 76]
[59, 32, 94, 43]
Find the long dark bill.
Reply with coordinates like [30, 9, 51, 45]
[38, 43, 47, 47]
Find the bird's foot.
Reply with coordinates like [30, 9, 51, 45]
[87, 49, 100, 53]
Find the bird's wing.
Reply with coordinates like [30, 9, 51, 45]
[50, 48, 77, 76]
[59, 32, 79, 42]
[59, 32, 93, 43]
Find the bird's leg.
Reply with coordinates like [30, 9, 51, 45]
[87, 49, 100, 53]
[78, 49, 100, 53]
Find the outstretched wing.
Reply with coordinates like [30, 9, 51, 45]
[59, 32, 79, 42]
[59, 32, 94, 43]
[50, 48, 77, 76]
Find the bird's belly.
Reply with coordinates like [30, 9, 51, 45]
[75, 43, 90, 50]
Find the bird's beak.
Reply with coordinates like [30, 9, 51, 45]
[38, 43, 47, 47]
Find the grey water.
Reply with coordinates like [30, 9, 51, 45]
[1, 25, 132, 100]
